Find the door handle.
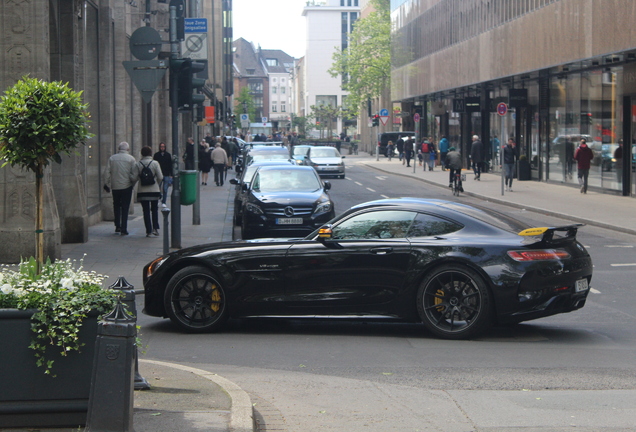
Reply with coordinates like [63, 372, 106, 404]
[370, 247, 393, 255]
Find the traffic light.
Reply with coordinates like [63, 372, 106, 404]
[170, 58, 206, 111]
[372, 115, 380, 127]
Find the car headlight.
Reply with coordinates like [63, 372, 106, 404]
[245, 202, 264, 215]
[146, 256, 168, 278]
[315, 201, 332, 214]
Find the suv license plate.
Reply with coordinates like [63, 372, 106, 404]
[277, 218, 303, 225]
[575, 278, 588, 292]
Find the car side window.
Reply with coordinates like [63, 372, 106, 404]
[408, 213, 462, 237]
[331, 211, 416, 240]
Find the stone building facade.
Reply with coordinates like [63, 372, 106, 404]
[0, 0, 231, 262]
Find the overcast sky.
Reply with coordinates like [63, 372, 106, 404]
[232, 0, 307, 59]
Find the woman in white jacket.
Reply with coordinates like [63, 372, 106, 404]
[132, 146, 164, 237]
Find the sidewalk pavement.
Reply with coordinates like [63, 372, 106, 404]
[359, 155, 636, 235]
[10, 156, 634, 432]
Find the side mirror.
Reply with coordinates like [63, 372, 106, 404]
[323, 181, 331, 191]
[241, 183, 249, 192]
[229, 178, 239, 185]
[317, 225, 333, 241]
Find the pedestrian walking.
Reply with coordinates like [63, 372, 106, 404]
[396, 137, 405, 162]
[503, 138, 518, 191]
[386, 141, 395, 161]
[470, 135, 484, 180]
[404, 137, 414, 167]
[614, 139, 624, 186]
[198, 140, 211, 185]
[427, 138, 437, 171]
[153, 142, 173, 207]
[211, 142, 229, 186]
[183, 137, 195, 170]
[574, 138, 594, 194]
[438, 135, 449, 170]
[132, 146, 163, 237]
[103, 141, 137, 236]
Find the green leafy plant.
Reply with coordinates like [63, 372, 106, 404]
[0, 77, 93, 268]
[0, 257, 118, 375]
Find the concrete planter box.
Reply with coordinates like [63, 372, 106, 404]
[0, 309, 98, 429]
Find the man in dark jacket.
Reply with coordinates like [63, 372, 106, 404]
[403, 137, 414, 167]
[183, 137, 195, 170]
[574, 138, 594, 194]
[153, 142, 173, 206]
[470, 135, 484, 180]
[503, 138, 517, 192]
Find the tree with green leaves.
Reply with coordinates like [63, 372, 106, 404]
[235, 86, 256, 123]
[310, 104, 341, 139]
[0, 77, 92, 270]
[328, 0, 390, 116]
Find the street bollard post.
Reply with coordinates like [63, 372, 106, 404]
[161, 206, 170, 255]
[85, 300, 136, 432]
[109, 276, 150, 391]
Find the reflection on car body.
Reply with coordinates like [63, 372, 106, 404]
[143, 198, 593, 340]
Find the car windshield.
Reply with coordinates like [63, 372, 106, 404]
[311, 148, 339, 158]
[254, 170, 321, 192]
[293, 146, 311, 156]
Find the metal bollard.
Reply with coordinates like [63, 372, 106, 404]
[109, 276, 150, 391]
[85, 300, 136, 432]
[161, 206, 170, 255]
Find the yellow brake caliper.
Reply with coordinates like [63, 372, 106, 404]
[435, 289, 446, 312]
[210, 284, 221, 312]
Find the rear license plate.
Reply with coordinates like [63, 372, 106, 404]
[575, 278, 588, 292]
[277, 218, 303, 225]
[321, 167, 338, 171]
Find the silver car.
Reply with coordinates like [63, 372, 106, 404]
[305, 146, 345, 179]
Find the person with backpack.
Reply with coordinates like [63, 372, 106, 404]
[132, 146, 163, 237]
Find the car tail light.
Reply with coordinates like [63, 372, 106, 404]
[507, 249, 571, 262]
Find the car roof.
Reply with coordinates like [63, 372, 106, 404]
[256, 164, 316, 172]
[248, 146, 289, 153]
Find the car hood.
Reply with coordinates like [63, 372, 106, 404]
[310, 157, 342, 164]
[251, 190, 327, 205]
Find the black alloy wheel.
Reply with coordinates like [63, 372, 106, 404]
[164, 266, 228, 333]
[417, 264, 492, 339]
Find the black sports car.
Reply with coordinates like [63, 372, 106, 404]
[142, 198, 593, 339]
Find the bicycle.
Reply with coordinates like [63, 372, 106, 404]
[451, 171, 466, 196]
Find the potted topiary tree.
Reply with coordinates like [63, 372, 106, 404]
[0, 77, 117, 428]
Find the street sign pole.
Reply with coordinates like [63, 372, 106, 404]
[497, 102, 508, 197]
[170, 5, 182, 249]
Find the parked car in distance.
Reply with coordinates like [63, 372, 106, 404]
[305, 146, 345, 178]
[240, 165, 335, 240]
[244, 146, 291, 166]
[143, 198, 592, 339]
[229, 160, 296, 226]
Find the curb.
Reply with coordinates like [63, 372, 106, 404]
[139, 359, 254, 432]
[362, 162, 636, 236]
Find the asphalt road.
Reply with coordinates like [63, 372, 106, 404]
[138, 160, 636, 432]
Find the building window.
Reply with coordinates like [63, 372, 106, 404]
[281, 104, 286, 112]
[272, 103, 277, 112]
[266, 58, 278, 66]
[281, 87, 286, 94]
[246, 68, 255, 75]
[273, 87, 277, 94]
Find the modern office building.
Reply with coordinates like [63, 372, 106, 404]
[392, 0, 636, 196]
[303, 0, 361, 135]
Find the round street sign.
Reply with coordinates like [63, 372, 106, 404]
[497, 102, 508, 116]
[413, 113, 421, 122]
[129, 27, 162, 61]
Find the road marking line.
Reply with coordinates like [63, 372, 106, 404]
[367, 188, 376, 192]
[590, 288, 601, 294]
[610, 263, 636, 267]
[605, 245, 634, 248]
[381, 195, 389, 199]
[355, 181, 363, 186]
[376, 176, 388, 180]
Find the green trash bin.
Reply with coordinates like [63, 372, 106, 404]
[180, 170, 197, 205]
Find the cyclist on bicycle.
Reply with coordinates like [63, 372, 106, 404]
[445, 147, 463, 192]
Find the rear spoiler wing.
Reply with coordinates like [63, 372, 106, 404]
[518, 224, 584, 243]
